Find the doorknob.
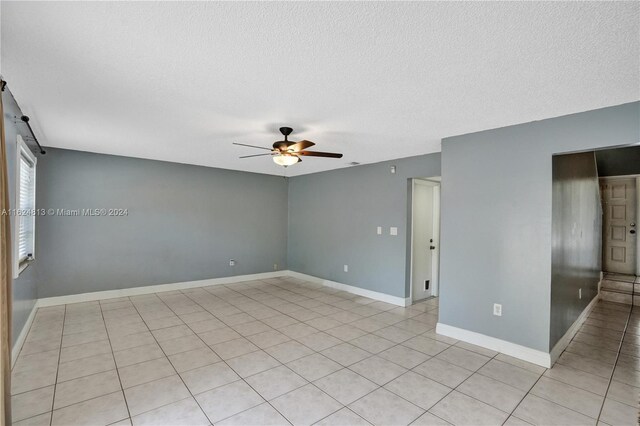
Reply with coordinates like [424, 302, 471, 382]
[430, 246, 436, 250]
[631, 230, 637, 234]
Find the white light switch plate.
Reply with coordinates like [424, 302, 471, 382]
[390, 227, 398, 236]
[344, 265, 348, 272]
[377, 226, 382, 235]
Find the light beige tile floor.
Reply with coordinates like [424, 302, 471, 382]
[10, 275, 640, 425]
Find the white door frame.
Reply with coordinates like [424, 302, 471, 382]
[409, 178, 441, 302]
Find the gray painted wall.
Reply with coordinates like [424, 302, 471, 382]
[439, 102, 639, 352]
[551, 152, 601, 349]
[34, 148, 288, 297]
[288, 154, 441, 298]
[12, 101, 639, 355]
[2, 89, 39, 347]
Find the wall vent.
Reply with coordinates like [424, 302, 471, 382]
[425, 280, 430, 290]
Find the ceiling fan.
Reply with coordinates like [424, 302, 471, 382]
[233, 127, 343, 167]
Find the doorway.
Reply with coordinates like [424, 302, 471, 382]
[600, 176, 638, 275]
[410, 178, 440, 302]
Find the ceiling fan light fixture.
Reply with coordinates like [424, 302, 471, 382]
[273, 154, 300, 167]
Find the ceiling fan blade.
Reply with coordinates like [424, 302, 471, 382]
[239, 153, 273, 158]
[297, 151, 343, 158]
[287, 140, 315, 152]
[233, 142, 273, 151]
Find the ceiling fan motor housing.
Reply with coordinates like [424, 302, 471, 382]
[273, 127, 295, 150]
[273, 141, 296, 150]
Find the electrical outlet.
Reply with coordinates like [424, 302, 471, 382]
[390, 227, 398, 236]
[579, 288, 582, 299]
[344, 264, 348, 272]
[493, 303, 502, 316]
[229, 259, 236, 267]
[273, 263, 278, 271]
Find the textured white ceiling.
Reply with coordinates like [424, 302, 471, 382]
[2, 2, 638, 176]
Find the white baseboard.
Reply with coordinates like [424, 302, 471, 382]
[436, 289, 602, 369]
[436, 323, 552, 368]
[287, 271, 410, 307]
[17, 269, 406, 363]
[549, 293, 600, 365]
[33, 270, 409, 309]
[12, 302, 37, 367]
[37, 271, 288, 307]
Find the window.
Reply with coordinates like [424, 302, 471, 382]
[14, 135, 36, 277]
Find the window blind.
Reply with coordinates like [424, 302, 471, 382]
[18, 154, 35, 263]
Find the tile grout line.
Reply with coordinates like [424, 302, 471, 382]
[427, 347, 541, 417]
[99, 299, 134, 424]
[511, 299, 634, 424]
[552, 302, 626, 419]
[10, 305, 53, 373]
[311, 340, 501, 425]
[15, 283, 431, 424]
[596, 290, 635, 423]
[548, 329, 626, 400]
[126, 294, 217, 425]
[186, 281, 373, 422]
[10, 311, 80, 421]
[310, 334, 489, 424]
[503, 364, 547, 425]
[48, 304, 66, 426]
[18, 298, 410, 424]
[24, 292, 473, 424]
[424, 350, 504, 423]
[131, 284, 319, 424]
[249, 284, 447, 424]
[20, 279, 604, 426]
[198, 282, 385, 425]
[173, 286, 299, 426]
[178, 281, 389, 424]
[16, 285, 522, 425]
[461, 299, 633, 424]
[336, 318, 619, 425]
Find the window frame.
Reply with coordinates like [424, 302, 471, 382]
[14, 135, 37, 278]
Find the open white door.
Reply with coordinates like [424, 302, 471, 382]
[411, 179, 440, 301]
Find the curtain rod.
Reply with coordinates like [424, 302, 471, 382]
[1, 79, 46, 155]
[19, 116, 46, 155]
